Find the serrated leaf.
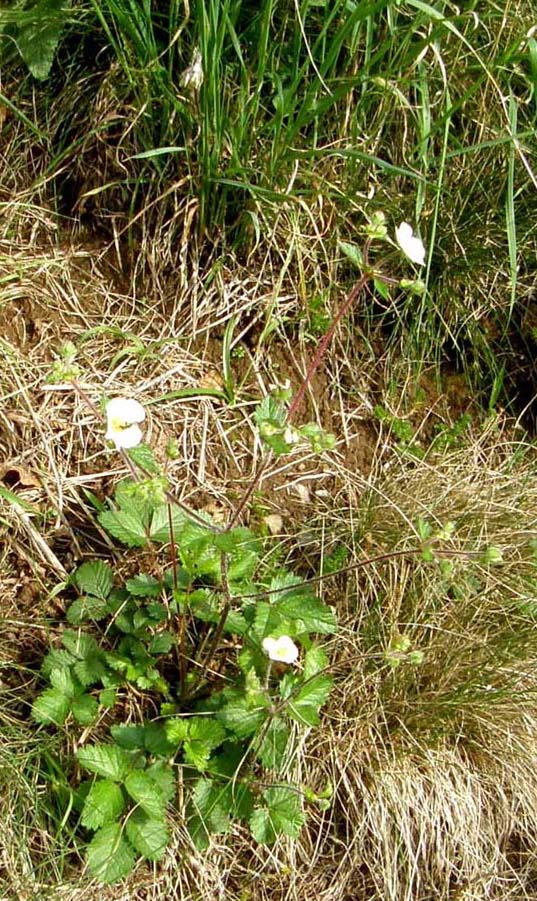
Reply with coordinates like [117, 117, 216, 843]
[74, 560, 114, 600]
[74, 656, 107, 687]
[125, 808, 169, 861]
[256, 718, 290, 771]
[277, 593, 337, 635]
[99, 688, 117, 708]
[49, 667, 78, 697]
[99, 508, 149, 548]
[338, 240, 363, 270]
[16, 0, 65, 81]
[40, 647, 75, 676]
[286, 674, 333, 727]
[149, 632, 173, 655]
[303, 645, 329, 680]
[67, 596, 109, 624]
[111, 724, 147, 750]
[250, 786, 305, 845]
[77, 744, 133, 782]
[146, 761, 175, 803]
[183, 718, 227, 771]
[216, 702, 268, 739]
[86, 822, 136, 884]
[72, 693, 99, 725]
[188, 778, 230, 849]
[149, 505, 187, 544]
[124, 771, 166, 819]
[174, 521, 220, 578]
[61, 630, 99, 659]
[125, 574, 162, 597]
[127, 443, 160, 475]
[227, 550, 259, 583]
[165, 718, 190, 746]
[31, 688, 70, 725]
[81, 780, 126, 830]
[111, 723, 174, 757]
[212, 528, 259, 555]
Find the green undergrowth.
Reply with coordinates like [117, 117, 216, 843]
[24, 405, 337, 886]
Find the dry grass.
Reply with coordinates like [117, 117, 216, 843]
[2, 223, 537, 899]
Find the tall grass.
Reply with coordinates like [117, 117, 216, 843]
[19, 0, 530, 410]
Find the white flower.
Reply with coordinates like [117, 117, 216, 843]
[395, 222, 426, 266]
[105, 397, 146, 449]
[262, 635, 299, 665]
[283, 426, 300, 446]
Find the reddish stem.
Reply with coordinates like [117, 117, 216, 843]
[227, 271, 371, 529]
[286, 272, 369, 422]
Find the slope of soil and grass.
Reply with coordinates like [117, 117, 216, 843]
[1, 1, 537, 899]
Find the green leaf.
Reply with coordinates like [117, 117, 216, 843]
[126, 574, 162, 597]
[148, 632, 173, 655]
[124, 771, 166, 819]
[227, 550, 259, 583]
[183, 718, 227, 771]
[67, 596, 109, 624]
[16, 0, 66, 81]
[74, 656, 107, 687]
[277, 592, 337, 635]
[338, 240, 363, 270]
[111, 723, 175, 757]
[99, 508, 149, 547]
[74, 561, 114, 600]
[40, 647, 75, 676]
[303, 645, 329, 680]
[256, 718, 290, 771]
[286, 675, 333, 727]
[212, 527, 260, 555]
[165, 718, 190, 746]
[149, 505, 187, 543]
[125, 809, 169, 861]
[250, 786, 305, 845]
[77, 744, 133, 782]
[72, 693, 99, 725]
[374, 277, 391, 300]
[86, 822, 136, 884]
[31, 688, 70, 725]
[61, 630, 99, 659]
[81, 780, 126, 830]
[49, 667, 78, 697]
[482, 546, 503, 565]
[111, 724, 147, 750]
[99, 688, 117, 708]
[127, 444, 160, 475]
[188, 778, 230, 849]
[145, 761, 175, 803]
[216, 701, 268, 739]
[174, 521, 220, 577]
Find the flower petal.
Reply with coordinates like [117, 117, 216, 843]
[395, 222, 426, 266]
[262, 635, 299, 665]
[104, 397, 146, 449]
